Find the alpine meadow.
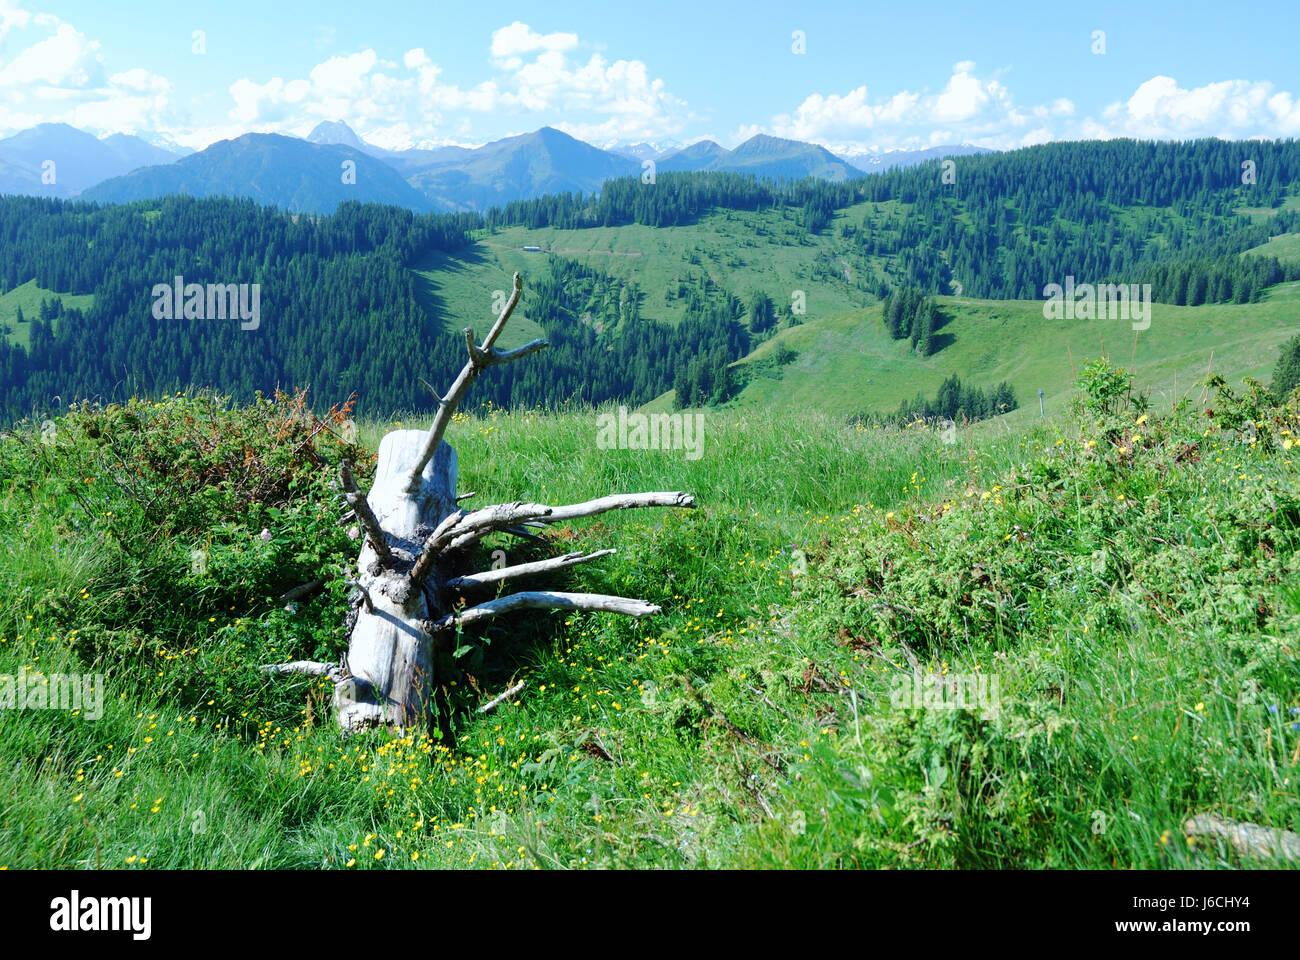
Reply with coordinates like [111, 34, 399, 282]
[1, 1, 1299, 902]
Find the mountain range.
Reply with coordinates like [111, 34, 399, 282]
[0, 123, 186, 197]
[1, 119, 992, 214]
[82, 133, 437, 213]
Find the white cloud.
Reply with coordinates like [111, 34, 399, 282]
[751, 63, 1300, 155]
[204, 21, 688, 148]
[0, 0, 32, 42]
[5, 7, 1300, 165]
[490, 21, 578, 59]
[933, 67, 989, 123]
[0, 7, 174, 137]
[0, 21, 102, 88]
[1096, 75, 1300, 139]
[750, 62, 1030, 152]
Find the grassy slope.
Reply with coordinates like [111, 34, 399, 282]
[0, 399, 1028, 869]
[0, 279, 94, 349]
[729, 283, 1300, 422]
[410, 200, 1297, 421]
[1244, 232, 1300, 263]
[409, 202, 889, 350]
[2, 383, 1297, 869]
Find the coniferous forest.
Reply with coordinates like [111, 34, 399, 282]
[5, 137, 1300, 421]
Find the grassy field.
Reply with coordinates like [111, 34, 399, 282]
[0, 279, 94, 349]
[727, 285, 1300, 422]
[407, 201, 1299, 420]
[1243, 233, 1300, 263]
[409, 201, 892, 351]
[1, 355, 1297, 869]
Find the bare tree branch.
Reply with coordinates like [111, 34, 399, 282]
[431, 590, 660, 631]
[477, 680, 526, 714]
[499, 524, 550, 545]
[408, 508, 469, 584]
[440, 491, 695, 553]
[447, 549, 616, 591]
[339, 461, 393, 569]
[405, 273, 543, 492]
[260, 661, 347, 682]
[468, 337, 549, 367]
[1184, 814, 1300, 862]
[279, 578, 326, 603]
[540, 491, 697, 523]
[345, 579, 375, 612]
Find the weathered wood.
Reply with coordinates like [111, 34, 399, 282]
[264, 275, 696, 734]
[279, 578, 326, 603]
[339, 460, 393, 568]
[446, 550, 617, 591]
[477, 680, 526, 715]
[1184, 813, 1300, 862]
[428, 491, 697, 556]
[332, 428, 458, 731]
[432, 590, 661, 631]
[260, 660, 346, 682]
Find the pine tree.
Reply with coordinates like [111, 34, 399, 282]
[1270, 333, 1300, 399]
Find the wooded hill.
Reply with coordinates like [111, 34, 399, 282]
[2, 137, 1299, 420]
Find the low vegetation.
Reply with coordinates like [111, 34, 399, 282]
[1, 358, 1296, 868]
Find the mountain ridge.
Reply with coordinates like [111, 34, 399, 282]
[82, 133, 436, 213]
[2, 118, 1000, 212]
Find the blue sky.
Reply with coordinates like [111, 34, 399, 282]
[2, 0, 1298, 154]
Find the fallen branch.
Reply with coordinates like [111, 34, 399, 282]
[686, 680, 786, 773]
[279, 578, 326, 604]
[439, 491, 696, 554]
[1184, 814, 1300, 863]
[500, 524, 550, 545]
[260, 660, 347, 682]
[477, 680, 526, 714]
[431, 590, 660, 631]
[446, 549, 616, 591]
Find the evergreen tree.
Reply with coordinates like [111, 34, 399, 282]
[1271, 333, 1300, 399]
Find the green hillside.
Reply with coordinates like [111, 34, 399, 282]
[411, 248, 548, 352]
[729, 284, 1300, 421]
[418, 200, 886, 339]
[1244, 233, 1300, 263]
[413, 214, 1300, 426]
[0, 278, 94, 349]
[4, 366, 1298, 869]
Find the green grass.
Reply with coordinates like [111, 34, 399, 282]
[729, 288, 1300, 422]
[413, 201, 891, 348]
[412, 210, 1298, 423]
[1243, 233, 1300, 263]
[0, 279, 94, 349]
[1233, 194, 1300, 223]
[411, 247, 548, 352]
[1, 366, 1297, 869]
